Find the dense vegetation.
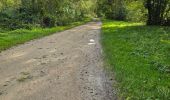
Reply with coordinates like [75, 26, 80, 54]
[102, 20, 170, 99]
[97, 0, 170, 25]
[0, 0, 169, 29]
[0, 0, 97, 30]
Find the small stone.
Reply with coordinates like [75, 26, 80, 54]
[41, 62, 46, 65]
[90, 91, 93, 93]
[3, 84, 8, 86]
[0, 92, 3, 95]
[41, 71, 45, 73]
[42, 55, 47, 58]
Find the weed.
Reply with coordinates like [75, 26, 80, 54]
[17, 72, 32, 82]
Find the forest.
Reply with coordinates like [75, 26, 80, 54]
[0, 0, 170, 99]
[0, 0, 169, 30]
[0, 0, 97, 29]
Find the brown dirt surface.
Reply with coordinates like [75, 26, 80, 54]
[0, 22, 116, 100]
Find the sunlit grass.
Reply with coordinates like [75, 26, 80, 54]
[101, 19, 170, 99]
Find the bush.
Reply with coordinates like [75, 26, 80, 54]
[126, 1, 147, 22]
[0, 8, 34, 30]
[114, 8, 126, 21]
[56, 16, 73, 26]
[42, 15, 56, 27]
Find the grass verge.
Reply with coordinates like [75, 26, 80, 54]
[101, 19, 170, 99]
[0, 19, 90, 52]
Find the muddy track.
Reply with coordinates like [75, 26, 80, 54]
[0, 22, 116, 100]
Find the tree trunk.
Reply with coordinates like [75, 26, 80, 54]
[146, 0, 168, 25]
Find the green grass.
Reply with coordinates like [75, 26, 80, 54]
[0, 19, 90, 52]
[101, 19, 170, 99]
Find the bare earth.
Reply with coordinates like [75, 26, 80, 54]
[0, 22, 115, 100]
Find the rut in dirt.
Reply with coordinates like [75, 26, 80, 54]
[0, 22, 116, 100]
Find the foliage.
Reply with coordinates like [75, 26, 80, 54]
[0, 0, 97, 29]
[96, 0, 126, 20]
[0, 0, 169, 26]
[102, 19, 170, 99]
[126, 0, 147, 22]
[97, 0, 147, 22]
[97, 0, 170, 25]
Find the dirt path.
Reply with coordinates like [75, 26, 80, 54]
[0, 22, 115, 100]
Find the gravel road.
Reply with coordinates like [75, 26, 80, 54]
[0, 22, 116, 100]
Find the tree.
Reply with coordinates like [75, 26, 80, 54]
[145, 0, 169, 25]
[0, 0, 98, 29]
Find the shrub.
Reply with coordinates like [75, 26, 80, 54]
[0, 8, 33, 30]
[42, 15, 56, 27]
